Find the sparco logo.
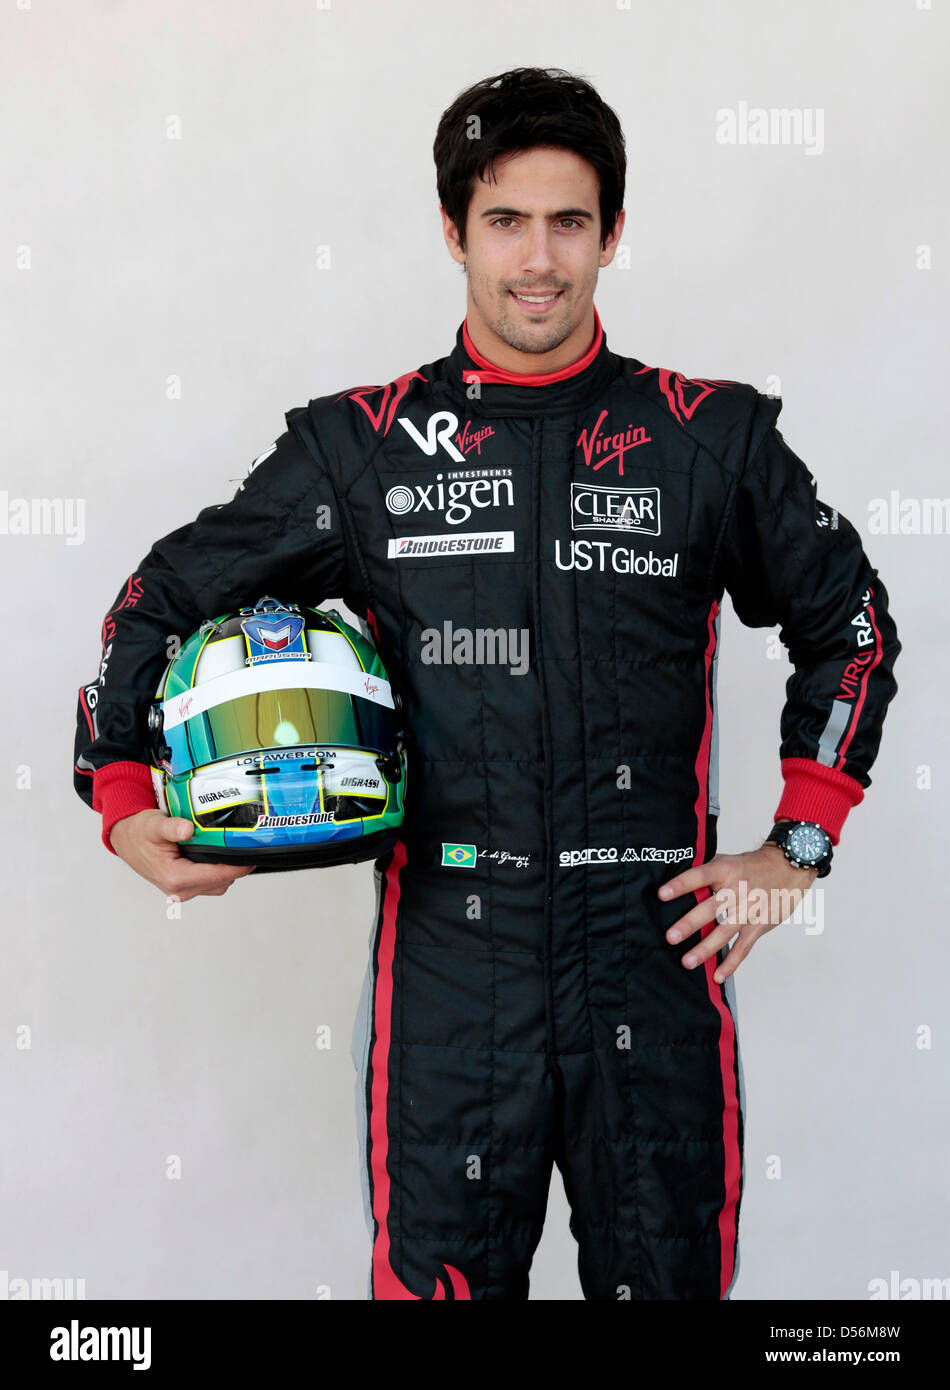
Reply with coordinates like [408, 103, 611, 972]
[385, 470, 514, 526]
[559, 847, 618, 867]
[559, 845, 692, 867]
[571, 483, 661, 536]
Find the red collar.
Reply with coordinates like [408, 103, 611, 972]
[461, 307, 604, 386]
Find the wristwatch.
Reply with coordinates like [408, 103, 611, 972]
[764, 820, 833, 878]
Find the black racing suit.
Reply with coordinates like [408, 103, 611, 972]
[74, 309, 901, 1299]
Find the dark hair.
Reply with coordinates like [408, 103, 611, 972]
[433, 67, 626, 251]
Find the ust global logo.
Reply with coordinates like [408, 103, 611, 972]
[576, 409, 652, 476]
[571, 483, 661, 536]
[385, 470, 514, 526]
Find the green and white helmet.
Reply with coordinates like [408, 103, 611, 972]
[147, 597, 406, 871]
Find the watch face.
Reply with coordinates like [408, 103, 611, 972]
[787, 823, 829, 864]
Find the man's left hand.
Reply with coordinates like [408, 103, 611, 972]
[657, 845, 818, 984]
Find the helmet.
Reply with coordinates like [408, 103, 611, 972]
[147, 597, 406, 871]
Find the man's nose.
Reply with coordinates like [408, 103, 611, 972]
[518, 226, 560, 278]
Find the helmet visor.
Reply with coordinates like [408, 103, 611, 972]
[165, 687, 396, 776]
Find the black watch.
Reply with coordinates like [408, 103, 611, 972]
[765, 821, 833, 878]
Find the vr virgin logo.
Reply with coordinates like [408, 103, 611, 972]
[398, 409, 467, 462]
[571, 483, 661, 536]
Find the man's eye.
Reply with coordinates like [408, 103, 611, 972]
[491, 217, 582, 229]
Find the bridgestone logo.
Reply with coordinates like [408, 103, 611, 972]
[388, 531, 514, 558]
[256, 812, 334, 827]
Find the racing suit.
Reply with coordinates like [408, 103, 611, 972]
[73, 307, 901, 1299]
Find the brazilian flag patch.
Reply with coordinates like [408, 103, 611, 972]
[441, 843, 477, 868]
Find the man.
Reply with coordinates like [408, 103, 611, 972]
[73, 67, 901, 1300]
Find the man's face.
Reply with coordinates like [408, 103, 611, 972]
[441, 145, 624, 361]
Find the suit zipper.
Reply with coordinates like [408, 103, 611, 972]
[530, 417, 558, 1058]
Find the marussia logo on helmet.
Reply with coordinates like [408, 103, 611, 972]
[262, 622, 292, 649]
[243, 615, 304, 651]
[241, 613, 308, 664]
[576, 409, 652, 476]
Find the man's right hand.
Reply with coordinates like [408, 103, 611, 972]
[108, 810, 255, 901]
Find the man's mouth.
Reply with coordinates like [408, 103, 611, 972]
[510, 290, 563, 313]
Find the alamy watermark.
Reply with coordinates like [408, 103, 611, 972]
[0, 493, 85, 544]
[420, 621, 529, 676]
[715, 880, 824, 935]
[716, 102, 824, 156]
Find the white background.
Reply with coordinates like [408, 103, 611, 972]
[2, 0, 944, 1299]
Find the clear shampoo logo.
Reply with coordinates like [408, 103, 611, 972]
[571, 483, 661, 536]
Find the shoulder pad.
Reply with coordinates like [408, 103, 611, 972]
[309, 369, 433, 441]
[626, 360, 781, 466]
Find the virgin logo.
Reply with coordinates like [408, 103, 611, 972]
[364, 677, 379, 697]
[454, 421, 495, 457]
[576, 410, 652, 476]
[178, 694, 194, 720]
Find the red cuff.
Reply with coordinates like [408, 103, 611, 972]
[92, 762, 158, 854]
[773, 757, 865, 846]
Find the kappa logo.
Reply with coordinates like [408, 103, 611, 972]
[576, 409, 652, 476]
[571, 483, 661, 536]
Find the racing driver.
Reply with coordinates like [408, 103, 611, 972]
[73, 67, 901, 1300]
